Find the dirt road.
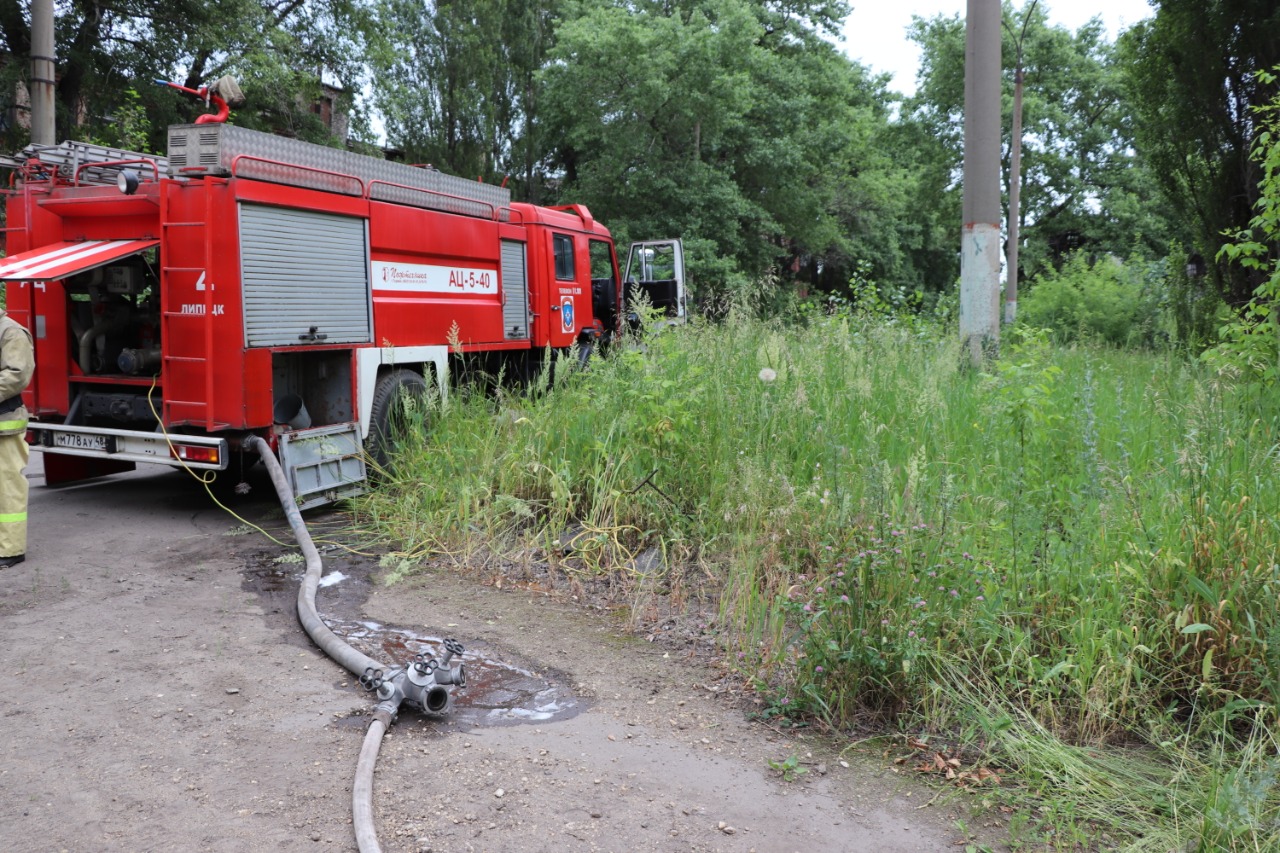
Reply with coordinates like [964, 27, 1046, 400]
[0, 456, 977, 852]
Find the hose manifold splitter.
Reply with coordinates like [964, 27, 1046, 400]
[359, 637, 466, 717]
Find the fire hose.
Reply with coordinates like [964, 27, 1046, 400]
[247, 436, 465, 852]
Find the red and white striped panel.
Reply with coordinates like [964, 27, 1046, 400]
[0, 239, 159, 281]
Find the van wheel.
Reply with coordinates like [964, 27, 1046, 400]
[366, 369, 428, 472]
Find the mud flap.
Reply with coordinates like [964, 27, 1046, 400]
[41, 451, 135, 486]
[277, 422, 366, 510]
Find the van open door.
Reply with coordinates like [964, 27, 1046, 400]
[623, 240, 686, 322]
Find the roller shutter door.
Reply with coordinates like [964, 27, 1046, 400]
[239, 204, 372, 347]
[501, 239, 529, 340]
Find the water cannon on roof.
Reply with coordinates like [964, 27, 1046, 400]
[156, 75, 246, 125]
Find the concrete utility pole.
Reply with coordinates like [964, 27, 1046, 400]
[30, 0, 57, 146]
[961, 0, 1002, 364]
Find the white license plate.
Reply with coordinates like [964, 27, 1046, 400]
[51, 432, 113, 452]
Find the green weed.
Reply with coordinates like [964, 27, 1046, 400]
[356, 309, 1280, 847]
[766, 754, 808, 782]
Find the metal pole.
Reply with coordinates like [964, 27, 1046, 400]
[1006, 65, 1023, 325]
[30, 0, 56, 146]
[1005, 1, 1038, 326]
[961, 0, 1002, 364]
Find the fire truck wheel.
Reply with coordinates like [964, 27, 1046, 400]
[366, 368, 428, 472]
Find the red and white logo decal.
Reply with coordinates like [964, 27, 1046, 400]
[371, 261, 497, 295]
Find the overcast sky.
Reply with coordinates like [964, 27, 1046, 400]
[840, 1, 1155, 96]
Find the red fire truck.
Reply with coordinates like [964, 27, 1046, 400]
[0, 122, 685, 507]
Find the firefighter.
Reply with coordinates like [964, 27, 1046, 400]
[0, 308, 34, 568]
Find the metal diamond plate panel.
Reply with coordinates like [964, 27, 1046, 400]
[168, 124, 509, 220]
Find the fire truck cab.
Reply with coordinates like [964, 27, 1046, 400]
[0, 125, 684, 507]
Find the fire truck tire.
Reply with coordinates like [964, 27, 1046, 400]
[366, 368, 428, 472]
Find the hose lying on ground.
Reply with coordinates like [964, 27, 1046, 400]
[247, 435, 399, 853]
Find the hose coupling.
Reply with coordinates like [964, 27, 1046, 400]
[370, 699, 398, 728]
[433, 663, 466, 687]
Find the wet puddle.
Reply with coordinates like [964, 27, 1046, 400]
[244, 564, 295, 595]
[243, 559, 580, 727]
[325, 616, 579, 726]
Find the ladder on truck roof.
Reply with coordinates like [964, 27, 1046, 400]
[0, 140, 167, 186]
[2, 127, 511, 223]
[166, 123, 512, 221]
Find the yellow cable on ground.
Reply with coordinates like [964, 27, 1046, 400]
[145, 377, 408, 558]
[146, 377, 294, 547]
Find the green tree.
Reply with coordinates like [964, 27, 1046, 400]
[904, 2, 1173, 283]
[1210, 70, 1280, 381]
[1120, 0, 1280, 308]
[541, 0, 916, 299]
[368, 0, 556, 196]
[0, 0, 372, 152]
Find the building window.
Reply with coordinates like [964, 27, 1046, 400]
[553, 234, 575, 281]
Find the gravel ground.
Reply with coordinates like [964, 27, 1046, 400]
[0, 456, 996, 852]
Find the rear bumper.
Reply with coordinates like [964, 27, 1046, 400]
[27, 422, 229, 470]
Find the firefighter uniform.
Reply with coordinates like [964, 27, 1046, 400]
[0, 311, 34, 566]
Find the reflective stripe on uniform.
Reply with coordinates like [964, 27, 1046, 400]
[0, 419, 25, 431]
[0, 512, 27, 523]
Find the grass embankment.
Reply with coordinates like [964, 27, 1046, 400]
[359, 315, 1280, 850]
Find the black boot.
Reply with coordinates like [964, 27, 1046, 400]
[0, 554, 24, 568]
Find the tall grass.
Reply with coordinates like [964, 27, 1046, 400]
[359, 313, 1280, 846]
